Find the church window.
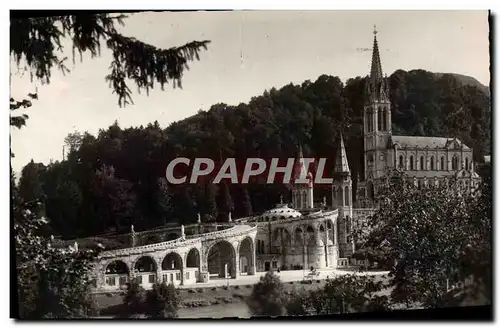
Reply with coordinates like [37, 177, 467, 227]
[420, 156, 425, 170]
[384, 107, 389, 130]
[409, 156, 414, 170]
[338, 187, 344, 207]
[344, 186, 350, 206]
[441, 156, 445, 170]
[377, 109, 382, 131]
[430, 157, 435, 170]
[465, 157, 469, 170]
[452, 156, 459, 170]
[399, 155, 404, 169]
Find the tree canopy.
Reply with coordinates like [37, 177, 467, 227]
[352, 170, 492, 308]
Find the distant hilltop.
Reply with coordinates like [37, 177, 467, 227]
[435, 72, 490, 96]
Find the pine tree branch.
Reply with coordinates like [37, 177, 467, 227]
[10, 14, 211, 108]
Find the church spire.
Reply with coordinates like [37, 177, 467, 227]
[334, 134, 350, 175]
[366, 25, 389, 103]
[370, 25, 384, 87]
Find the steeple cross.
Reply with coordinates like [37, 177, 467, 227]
[373, 25, 377, 35]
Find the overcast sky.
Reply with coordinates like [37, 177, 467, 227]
[10, 10, 490, 173]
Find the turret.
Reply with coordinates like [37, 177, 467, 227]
[291, 144, 314, 209]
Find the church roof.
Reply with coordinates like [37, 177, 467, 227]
[334, 134, 350, 174]
[391, 136, 471, 150]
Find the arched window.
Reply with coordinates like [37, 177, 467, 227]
[344, 186, 350, 206]
[409, 156, 414, 170]
[441, 156, 445, 171]
[399, 155, 404, 169]
[465, 157, 469, 170]
[384, 108, 389, 131]
[420, 156, 425, 170]
[377, 109, 382, 131]
[452, 156, 458, 170]
[430, 157, 435, 170]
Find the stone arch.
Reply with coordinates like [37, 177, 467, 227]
[104, 260, 129, 288]
[238, 237, 254, 275]
[206, 240, 237, 279]
[326, 220, 335, 244]
[420, 156, 425, 170]
[133, 255, 158, 286]
[105, 260, 129, 275]
[399, 154, 405, 169]
[273, 227, 292, 247]
[409, 155, 414, 170]
[430, 156, 435, 170]
[294, 227, 304, 246]
[465, 157, 470, 170]
[185, 248, 201, 283]
[305, 225, 316, 246]
[441, 156, 446, 170]
[134, 255, 157, 273]
[318, 223, 326, 244]
[162, 252, 183, 270]
[186, 248, 201, 268]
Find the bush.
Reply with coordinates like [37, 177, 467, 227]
[122, 279, 146, 317]
[144, 282, 180, 318]
[286, 289, 315, 316]
[246, 272, 287, 317]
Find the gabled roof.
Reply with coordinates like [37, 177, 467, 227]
[391, 135, 470, 150]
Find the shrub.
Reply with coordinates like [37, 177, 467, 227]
[122, 279, 146, 317]
[246, 272, 287, 317]
[144, 282, 180, 318]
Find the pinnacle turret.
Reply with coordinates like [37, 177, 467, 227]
[334, 134, 350, 175]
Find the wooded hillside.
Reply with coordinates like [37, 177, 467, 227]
[16, 69, 491, 239]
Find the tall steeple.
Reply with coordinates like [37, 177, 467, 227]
[370, 25, 384, 87]
[334, 134, 350, 175]
[362, 25, 393, 195]
[366, 25, 389, 103]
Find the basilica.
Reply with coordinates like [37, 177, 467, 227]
[59, 29, 481, 292]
